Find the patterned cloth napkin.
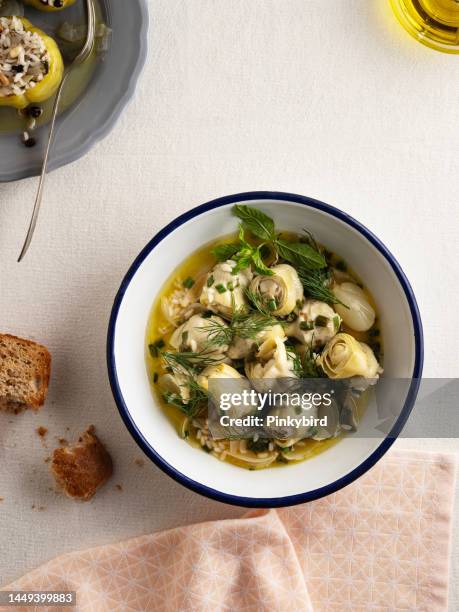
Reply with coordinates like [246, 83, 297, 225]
[1, 450, 455, 612]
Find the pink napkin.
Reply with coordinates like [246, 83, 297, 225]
[2, 450, 455, 611]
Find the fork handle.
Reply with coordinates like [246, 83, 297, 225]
[17, 72, 69, 263]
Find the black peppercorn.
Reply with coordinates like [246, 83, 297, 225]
[24, 137, 37, 148]
[28, 106, 43, 119]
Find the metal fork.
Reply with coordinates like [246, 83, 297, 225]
[17, 0, 96, 262]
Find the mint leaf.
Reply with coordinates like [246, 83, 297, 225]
[212, 243, 241, 262]
[251, 247, 274, 275]
[276, 239, 326, 270]
[234, 205, 275, 241]
[232, 251, 253, 273]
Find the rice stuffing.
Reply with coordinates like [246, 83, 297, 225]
[0, 16, 50, 98]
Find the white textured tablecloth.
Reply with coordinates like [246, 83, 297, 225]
[0, 0, 458, 608]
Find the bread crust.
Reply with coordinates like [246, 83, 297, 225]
[51, 426, 113, 501]
[0, 333, 51, 411]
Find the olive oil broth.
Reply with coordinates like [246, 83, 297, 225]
[146, 232, 382, 470]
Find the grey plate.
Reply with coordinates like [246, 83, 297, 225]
[0, 0, 148, 182]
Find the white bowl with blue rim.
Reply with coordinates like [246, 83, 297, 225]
[107, 192, 423, 508]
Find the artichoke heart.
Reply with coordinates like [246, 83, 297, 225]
[250, 264, 303, 316]
[197, 363, 242, 390]
[200, 260, 252, 319]
[158, 370, 191, 403]
[197, 363, 256, 419]
[286, 299, 341, 348]
[228, 323, 285, 359]
[245, 336, 297, 388]
[169, 314, 228, 356]
[319, 333, 382, 379]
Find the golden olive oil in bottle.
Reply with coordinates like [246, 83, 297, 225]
[390, 0, 459, 53]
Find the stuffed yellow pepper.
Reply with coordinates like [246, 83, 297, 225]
[24, 0, 76, 11]
[0, 16, 64, 109]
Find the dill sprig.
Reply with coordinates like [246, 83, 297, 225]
[245, 288, 273, 315]
[203, 291, 282, 348]
[161, 350, 223, 374]
[300, 346, 324, 378]
[163, 378, 208, 418]
[297, 267, 347, 307]
[203, 309, 281, 347]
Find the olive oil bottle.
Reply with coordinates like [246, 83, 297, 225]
[390, 0, 459, 53]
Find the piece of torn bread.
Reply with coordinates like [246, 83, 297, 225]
[0, 333, 51, 412]
[51, 426, 113, 501]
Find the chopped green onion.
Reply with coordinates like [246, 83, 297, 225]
[207, 275, 214, 287]
[215, 283, 227, 294]
[267, 298, 277, 311]
[148, 339, 165, 357]
[314, 315, 329, 327]
[183, 277, 195, 289]
[299, 321, 314, 331]
[227, 281, 234, 291]
[181, 331, 189, 344]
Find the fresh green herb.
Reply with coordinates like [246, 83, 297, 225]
[212, 243, 241, 262]
[215, 283, 227, 294]
[297, 267, 347, 307]
[211, 225, 273, 276]
[161, 350, 223, 374]
[245, 288, 274, 316]
[276, 239, 326, 270]
[297, 346, 323, 378]
[183, 277, 195, 289]
[203, 306, 281, 347]
[148, 339, 165, 358]
[250, 245, 273, 275]
[231, 226, 274, 275]
[233, 204, 329, 273]
[299, 321, 314, 331]
[267, 298, 277, 311]
[163, 379, 209, 418]
[234, 205, 276, 241]
[207, 275, 215, 287]
[287, 348, 304, 377]
[314, 315, 329, 327]
[247, 439, 270, 453]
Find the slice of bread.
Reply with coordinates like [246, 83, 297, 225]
[0, 333, 51, 412]
[51, 426, 113, 501]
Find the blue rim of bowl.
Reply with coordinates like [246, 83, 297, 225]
[0, 0, 149, 183]
[107, 191, 424, 508]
